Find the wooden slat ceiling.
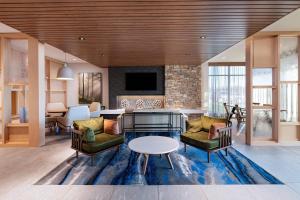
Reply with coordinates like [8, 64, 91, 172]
[0, 1, 300, 67]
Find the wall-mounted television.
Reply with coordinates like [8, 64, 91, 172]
[125, 72, 157, 90]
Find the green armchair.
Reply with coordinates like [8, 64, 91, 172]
[71, 117, 124, 165]
[180, 116, 232, 162]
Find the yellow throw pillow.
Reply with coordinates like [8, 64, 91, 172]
[74, 117, 104, 133]
[187, 118, 202, 133]
[201, 116, 227, 132]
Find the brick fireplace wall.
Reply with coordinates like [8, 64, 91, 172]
[165, 65, 202, 108]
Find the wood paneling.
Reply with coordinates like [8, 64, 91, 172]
[0, 1, 299, 66]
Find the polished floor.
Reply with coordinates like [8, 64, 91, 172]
[0, 133, 300, 199]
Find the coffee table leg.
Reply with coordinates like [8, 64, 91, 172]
[165, 153, 174, 170]
[143, 154, 149, 175]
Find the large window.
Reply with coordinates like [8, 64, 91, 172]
[252, 68, 273, 105]
[208, 65, 245, 116]
[280, 37, 298, 122]
[252, 68, 274, 139]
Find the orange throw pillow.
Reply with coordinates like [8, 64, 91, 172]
[104, 119, 119, 135]
[208, 123, 226, 140]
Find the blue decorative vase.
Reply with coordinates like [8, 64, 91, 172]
[19, 107, 28, 123]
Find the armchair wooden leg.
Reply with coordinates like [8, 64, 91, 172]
[76, 151, 78, 158]
[225, 148, 228, 156]
[207, 152, 210, 163]
[184, 144, 187, 152]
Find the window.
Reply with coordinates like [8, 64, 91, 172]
[252, 68, 273, 105]
[208, 65, 245, 116]
[252, 68, 274, 139]
[280, 37, 298, 122]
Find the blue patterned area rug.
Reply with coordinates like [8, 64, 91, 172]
[36, 132, 282, 185]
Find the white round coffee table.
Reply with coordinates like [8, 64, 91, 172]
[128, 136, 179, 175]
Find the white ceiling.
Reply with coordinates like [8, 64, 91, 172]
[45, 44, 86, 63]
[0, 22, 19, 33]
[207, 8, 300, 63]
[0, 22, 86, 64]
[262, 8, 300, 32]
[208, 40, 245, 63]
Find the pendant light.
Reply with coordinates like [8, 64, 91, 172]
[57, 52, 74, 80]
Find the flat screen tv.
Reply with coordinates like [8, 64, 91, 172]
[125, 73, 157, 90]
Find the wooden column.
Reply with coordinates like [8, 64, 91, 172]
[273, 36, 280, 142]
[0, 37, 4, 143]
[28, 38, 45, 146]
[298, 36, 300, 124]
[2, 37, 12, 144]
[245, 38, 253, 145]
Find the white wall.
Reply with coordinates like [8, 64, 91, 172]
[66, 63, 109, 108]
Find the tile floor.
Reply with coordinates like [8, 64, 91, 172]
[0, 134, 300, 200]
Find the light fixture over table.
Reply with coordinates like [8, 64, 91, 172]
[57, 52, 74, 80]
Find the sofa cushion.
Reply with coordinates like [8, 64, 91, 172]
[200, 116, 227, 132]
[180, 131, 219, 150]
[74, 117, 104, 134]
[186, 118, 202, 133]
[83, 127, 96, 143]
[104, 119, 119, 135]
[82, 133, 124, 154]
[208, 123, 226, 140]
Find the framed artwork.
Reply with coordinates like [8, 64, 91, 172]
[78, 72, 102, 104]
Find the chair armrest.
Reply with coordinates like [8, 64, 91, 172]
[217, 127, 232, 148]
[73, 129, 83, 135]
[71, 129, 84, 152]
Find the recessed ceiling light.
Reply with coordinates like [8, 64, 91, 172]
[200, 35, 206, 39]
[78, 36, 86, 41]
[72, 58, 77, 61]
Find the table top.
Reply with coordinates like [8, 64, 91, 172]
[99, 109, 125, 115]
[47, 109, 68, 113]
[128, 136, 179, 155]
[132, 108, 206, 114]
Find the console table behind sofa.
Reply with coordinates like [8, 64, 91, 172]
[120, 111, 186, 134]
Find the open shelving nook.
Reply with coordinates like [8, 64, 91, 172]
[246, 32, 300, 145]
[45, 57, 67, 108]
